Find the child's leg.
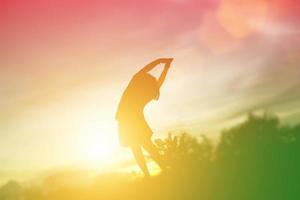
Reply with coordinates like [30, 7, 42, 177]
[131, 145, 150, 177]
[142, 140, 166, 170]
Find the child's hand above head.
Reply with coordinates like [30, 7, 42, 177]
[164, 58, 173, 69]
[159, 58, 173, 64]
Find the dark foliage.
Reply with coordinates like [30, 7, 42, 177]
[151, 113, 300, 200]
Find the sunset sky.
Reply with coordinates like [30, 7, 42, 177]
[1, 0, 300, 184]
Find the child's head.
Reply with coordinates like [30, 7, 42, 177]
[139, 73, 160, 101]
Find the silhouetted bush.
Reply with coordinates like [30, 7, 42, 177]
[155, 133, 213, 169]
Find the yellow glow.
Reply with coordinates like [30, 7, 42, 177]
[82, 134, 114, 162]
[77, 119, 119, 166]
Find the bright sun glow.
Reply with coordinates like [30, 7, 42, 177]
[77, 119, 120, 166]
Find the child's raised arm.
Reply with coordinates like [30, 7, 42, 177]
[137, 58, 173, 74]
[157, 58, 173, 88]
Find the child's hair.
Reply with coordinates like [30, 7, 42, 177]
[138, 73, 160, 100]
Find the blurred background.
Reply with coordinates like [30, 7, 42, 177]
[0, 0, 299, 188]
